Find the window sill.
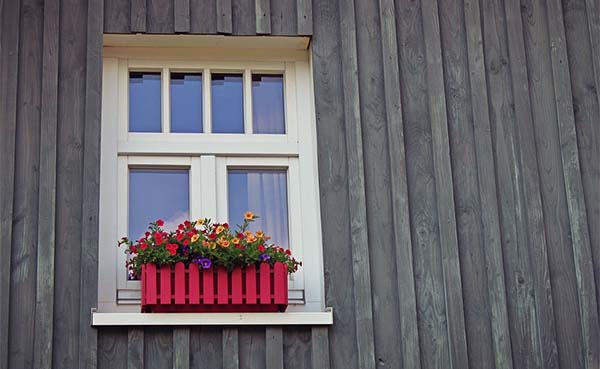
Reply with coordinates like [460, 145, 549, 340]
[91, 307, 333, 326]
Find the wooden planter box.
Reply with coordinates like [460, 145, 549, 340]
[140, 262, 288, 313]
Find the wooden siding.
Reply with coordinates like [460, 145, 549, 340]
[0, 0, 599, 369]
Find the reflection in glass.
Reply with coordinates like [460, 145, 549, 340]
[252, 75, 285, 134]
[228, 170, 289, 248]
[170, 73, 203, 133]
[211, 74, 244, 133]
[129, 72, 162, 132]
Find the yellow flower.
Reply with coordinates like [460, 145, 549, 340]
[216, 225, 225, 234]
[232, 237, 240, 245]
[196, 219, 205, 226]
[191, 234, 200, 242]
[244, 230, 252, 237]
[246, 235, 257, 243]
[219, 239, 230, 248]
[256, 230, 264, 239]
[210, 242, 217, 249]
[244, 211, 254, 220]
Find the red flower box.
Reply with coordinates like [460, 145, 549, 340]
[141, 261, 288, 313]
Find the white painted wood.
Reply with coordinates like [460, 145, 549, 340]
[201, 156, 218, 220]
[243, 68, 253, 134]
[190, 157, 202, 220]
[203, 68, 211, 133]
[284, 62, 298, 143]
[118, 59, 128, 141]
[129, 59, 285, 72]
[161, 67, 170, 133]
[92, 308, 333, 326]
[103, 34, 310, 50]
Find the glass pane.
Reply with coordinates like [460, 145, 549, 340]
[129, 168, 189, 240]
[228, 170, 289, 248]
[212, 73, 244, 133]
[170, 73, 203, 133]
[252, 74, 285, 134]
[129, 72, 162, 132]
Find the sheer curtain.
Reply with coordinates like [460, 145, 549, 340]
[229, 170, 289, 248]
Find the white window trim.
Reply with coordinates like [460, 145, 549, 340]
[98, 45, 325, 314]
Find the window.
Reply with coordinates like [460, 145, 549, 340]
[98, 39, 324, 313]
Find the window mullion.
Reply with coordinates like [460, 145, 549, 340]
[243, 68, 253, 134]
[203, 68, 211, 133]
[190, 157, 202, 220]
[162, 67, 170, 133]
[200, 155, 218, 220]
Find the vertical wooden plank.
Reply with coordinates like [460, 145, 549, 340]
[232, 0, 254, 35]
[296, 0, 312, 35]
[203, 267, 214, 304]
[79, 0, 103, 368]
[222, 328, 239, 369]
[420, 0, 469, 367]
[190, 0, 217, 34]
[190, 327, 222, 369]
[189, 263, 200, 304]
[104, 0, 130, 33]
[173, 328, 190, 369]
[9, 0, 43, 367]
[98, 328, 128, 369]
[0, 3, 19, 368]
[174, 0, 191, 33]
[147, 0, 174, 33]
[145, 328, 173, 369]
[232, 267, 242, 304]
[259, 263, 270, 304]
[53, 0, 88, 366]
[217, 0, 232, 34]
[270, 0, 296, 35]
[160, 265, 171, 304]
[377, 0, 421, 368]
[311, 327, 330, 369]
[273, 263, 286, 305]
[238, 328, 265, 369]
[265, 327, 283, 369]
[337, 0, 376, 367]
[127, 328, 144, 369]
[218, 267, 229, 304]
[255, 0, 270, 34]
[245, 265, 256, 304]
[147, 264, 157, 304]
[584, 0, 600, 112]
[545, 0, 600, 366]
[463, 0, 514, 368]
[175, 262, 186, 304]
[282, 327, 311, 369]
[130, 0, 146, 33]
[33, 0, 59, 367]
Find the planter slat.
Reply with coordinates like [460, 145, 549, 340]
[140, 262, 288, 312]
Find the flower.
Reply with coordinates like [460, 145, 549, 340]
[156, 219, 165, 227]
[183, 239, 190, 246]
[215, 225, 225, 234]
[193, 256, 212, 269]
[196, 218, 205, 226]
[191, 234, 200, 242]
[202, 240, 210, 247]
[285, 249, 291, 255]
[219, 239, 230, 248]
[259, 253, 270, 261]
[256, 230, 264, 238]
[257, 245, 265, 252]
[232, 237, 240, 245]
[244, 211, 254, 220]
[166, 243, 178, 255]
[246, 235, 257, 243]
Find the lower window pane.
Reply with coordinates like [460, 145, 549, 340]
[129, 169, 190, 278]
[228, 169, 289, 249]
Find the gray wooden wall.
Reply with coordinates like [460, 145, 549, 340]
[0, 0, 599, 368]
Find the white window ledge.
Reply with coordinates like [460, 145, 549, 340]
[91, 307, 333, 326]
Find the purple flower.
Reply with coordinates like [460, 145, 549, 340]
[196, 257, 212, 269]
[259, 253, 270, 261]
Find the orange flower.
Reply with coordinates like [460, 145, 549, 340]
[255, 230, 264, 239]
[244, 211, 254, 220]
[219, 239, 230, 248]
[191, 234, 200, 242]
[202, 240, 210, 247]
[232, 237, 240, 245]
[246, 235, 257, 243]
[215, 225, 225, 234]
[244, 230, 252, 237]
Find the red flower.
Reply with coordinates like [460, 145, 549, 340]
[258, 245, 265, 252]
[178, 224, 184, 230]
[237, 233, 244, 239]
[145, 231, 151, 237]
[156, 219, 165, 227]
[223, 223, 229, 229]
[176, 233, 185, 241]
[166, 243, 178, 255]
[285, 249, 291, 255]
[130, 246, 138, 254]
[184, 220, 191, 228]
[209, 233, 217, 240]
[183, 239, 190, 246]
[187, 231, 194, 238]
[140, 242, 147, 250]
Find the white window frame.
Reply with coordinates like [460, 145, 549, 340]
[98, 43, 324, 313]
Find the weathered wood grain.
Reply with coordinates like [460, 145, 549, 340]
[222, 328, 239, 369]
[173, 328, 190, 369]
[130, 0, 146, 33]
[33, 0, 59, 367]
[104, 0, 129, 33]
[217, 0, 232, 33]
[337, 0, 376, 368]
[238, 328, 265, 369]
[190, 327, 222, 369]
[98, 328, 128, 369]
[265, 327, 283, 369]
[270, 0, 296, 35]
[147, 0, 174, 33]
[232, 0, 254, 35]
[296, 0, 311, 35]
[190, 0, 217, 34]
[0, 1, 21, 367]
[379, 0, 422, 367]
[545, 0, 600, 366]
[282, 327, 311, 369]
[310, 327, 330, 369]
[144, 328, 173, 369]
[254, 0, 270, 34]
[463, 0, 514, 368]
[127, 328, 144, 369]
[174, 0, 190, 33]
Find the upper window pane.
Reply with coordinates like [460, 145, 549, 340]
[129, 72, 162, 132]
[252, 74, 285, 134]
[170, 73, 203, 133]
[228, 169, 289, 248]
[212, 74, 244, 133]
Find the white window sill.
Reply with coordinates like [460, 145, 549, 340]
[91, 307, 333, 326]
